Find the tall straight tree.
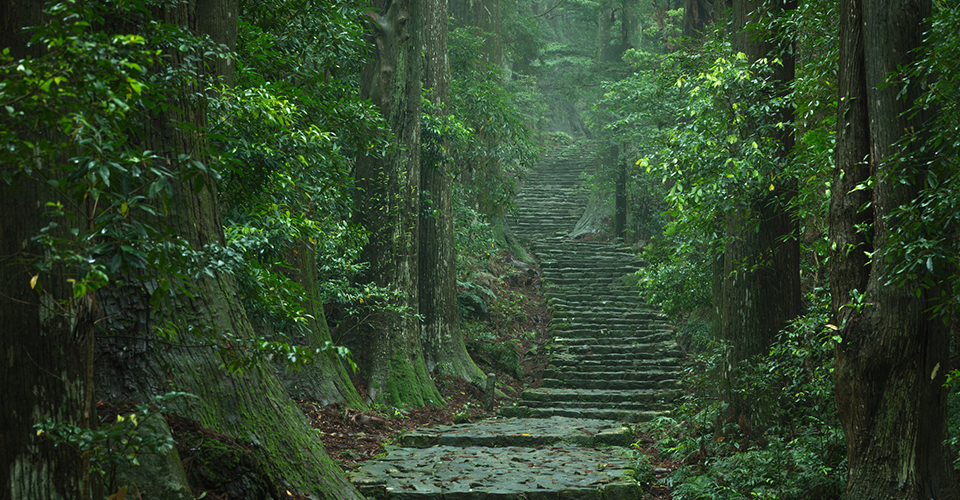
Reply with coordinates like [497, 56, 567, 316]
[351, 0, 443, 406]
[420, 0, 485, 382]
[719, 0, 800, 435]
[830, 0, 959, 497]
[91, 0, 365, 496]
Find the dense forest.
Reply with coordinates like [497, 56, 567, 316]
[2, 0, 959, 498]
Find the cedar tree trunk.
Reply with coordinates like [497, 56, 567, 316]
[278, 238, 365, 406]
[719, 0, 799, 437]
[420, 0, 485, 382]
[91, 1, 363, 497]
[831, 0, 959, 497]
[351, 0, 443, 406]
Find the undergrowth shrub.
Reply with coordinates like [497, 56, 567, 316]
[645, 305, 846, 499]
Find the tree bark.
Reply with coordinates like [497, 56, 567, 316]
[420, 0, 485, 383]
[682, 0, 714, 39]
[1, 181, 94, 500]
[350, 0, 443, 406]
[278, 238, 365, 406]
[450, 0, 502, 67]
[1, 3, 94, 498]
[831, 0, 959, 497]
[719, 0, 799, 437]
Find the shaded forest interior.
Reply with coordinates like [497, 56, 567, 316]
[3, 0, 960, 499]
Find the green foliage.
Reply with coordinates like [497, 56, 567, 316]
[881, 1, 960, 320]
[628, 446, 656, 485]
[34, 392, 194, 490]
[637, 232, 713, 322]
[448, 28, 539, 214]
[212, 0, 401, 361]
[660, 46, 790, 217]
[647, 306, 846, 500]
[0, 0, 225, 301]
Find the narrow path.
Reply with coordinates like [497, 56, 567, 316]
[348, 153, 681, 499]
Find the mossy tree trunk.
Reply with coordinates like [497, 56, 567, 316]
[420, 0, 485, 383]
[830, 0, 959, 497]
[1, 183, 95, 500]
[278, 238, 365, 407]
[450, 0, 502, 67]
[90, 1, 363, 497]
[350, 0, 443, 407]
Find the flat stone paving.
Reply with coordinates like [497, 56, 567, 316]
[349, 417, 640, 499]
[350, 444, 639, 500]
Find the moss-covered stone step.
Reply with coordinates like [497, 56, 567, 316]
[551, 307, 663, 319]
[547, 357, 683, 371]
[498, 406, 668, 423]
[549, 351, 681, 366]
[517, 387, 677, 403]
[395, 417, 632, 448]
[545, 365, 683, 378]
[543, 292, 642, 303]
[504, 399, 671, 414]
[543, 365, 677, 380]
[542, 378, 681, 391]
[549, 320, 670, 332]
[548, 330, 673, 341]
[553, 341, 677, 356]
[549, 334, 674, 345]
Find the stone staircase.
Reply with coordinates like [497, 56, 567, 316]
[500, 239, 682, 423]
[507, 153, 589, 240]
[347, 153, 682, 499]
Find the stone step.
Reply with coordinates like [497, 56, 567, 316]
[519, 387, 676, 402]
[549, 350, 682, 363]
[548, 358, 683, 372]
[550, 334, 675, 346]
[552, 340, 677, 355]
[499, 406, 669, 423]
[542, 377, 681, 391]
[551, 322, 671, 334]
[395, 417, 632, 448]
[504, 399, 672, 414]
[542, 369, 679, 382]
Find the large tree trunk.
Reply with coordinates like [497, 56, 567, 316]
[831, 0, 959, 497]
[1, 183, 94, 500]
[278, 239, 365, 406]
[420, 0, 485, 383]
[450, 0, 502, 67]
[1, 4, 95, 498]
[350, 0, 443, 406]
[682, 0, 714, 39]
[719, 0, 799, 437]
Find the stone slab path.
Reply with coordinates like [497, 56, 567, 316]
[348, 152, 682, 499]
